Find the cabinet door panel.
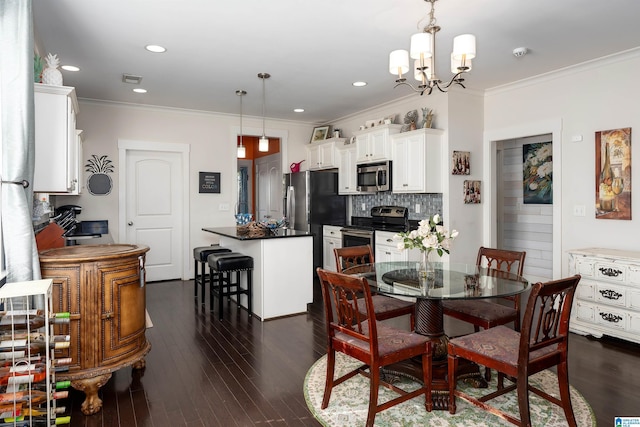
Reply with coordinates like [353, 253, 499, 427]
[100, 259, 146, 365]
[45, 264, 82, 368]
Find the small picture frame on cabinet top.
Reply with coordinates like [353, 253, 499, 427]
[310, 126, 330, 143]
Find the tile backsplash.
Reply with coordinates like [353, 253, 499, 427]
[350, 193, 443, 220]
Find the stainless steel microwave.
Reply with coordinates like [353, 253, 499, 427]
[357, 160, 391, 192]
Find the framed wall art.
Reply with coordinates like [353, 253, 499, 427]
[199, 171, 221, 194]
[310, 126, 329, 143]
[595, 127, 631, 220]
[522, 141, 552, 204]
[464, 180, 481, 204]
[452, 151, 470, 175]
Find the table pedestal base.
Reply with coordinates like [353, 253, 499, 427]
[385, 299, 487, 410]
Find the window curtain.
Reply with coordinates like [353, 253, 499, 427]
[0, 0, 41, 283]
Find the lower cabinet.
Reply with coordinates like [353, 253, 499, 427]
[323, 225, 343, 271]
[568, 248, 640, 344]
[39, 244, 151, 414]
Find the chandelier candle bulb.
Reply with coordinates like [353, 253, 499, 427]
[389, 50, 410, 79]
[452, 34, 476, 59]
[410, 33, 432, 59]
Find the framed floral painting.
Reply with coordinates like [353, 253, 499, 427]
[522, 142, 552, 204]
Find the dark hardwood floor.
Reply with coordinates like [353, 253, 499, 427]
[63, 279, 640, 426]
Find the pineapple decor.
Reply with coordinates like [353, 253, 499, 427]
[41, 53, 63, 86]
[85, 155, 114, 196]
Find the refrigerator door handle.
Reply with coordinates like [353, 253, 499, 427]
[287, 185, 295, 229]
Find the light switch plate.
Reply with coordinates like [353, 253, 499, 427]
[573, 205, 586, 216]
[219, 203, 230, 211]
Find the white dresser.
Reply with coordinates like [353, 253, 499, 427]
[568, 248, 640, 344]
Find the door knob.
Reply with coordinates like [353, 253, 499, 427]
[128, 221, 133, 226]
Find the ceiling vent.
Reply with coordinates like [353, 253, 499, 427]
[122, 74, 143, 84]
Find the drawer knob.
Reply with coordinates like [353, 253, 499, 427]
[598, 267, 622, 277]
[599, 289, 623, 300]
[599, 312, 623, 323]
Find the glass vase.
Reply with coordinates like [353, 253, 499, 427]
[419, 250, 436, 287]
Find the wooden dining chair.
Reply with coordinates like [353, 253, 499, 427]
[443, 247, 526, 380]
[334, 245, 415, 330]
[447, 274, 581, 427]
[316, 268, 432, 427]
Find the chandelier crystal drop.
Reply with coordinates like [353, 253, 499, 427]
[389, 0, 476, 95]
[236, 90, 246, 158]
[258, 73, 270, 152]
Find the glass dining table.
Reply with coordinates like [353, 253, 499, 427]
[343, 260, 530, 409]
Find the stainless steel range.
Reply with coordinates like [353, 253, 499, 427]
[340, 206, 409, 248]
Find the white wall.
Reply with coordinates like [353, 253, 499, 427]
[55, 101, 314, 274]
[484, 50, 640, 276]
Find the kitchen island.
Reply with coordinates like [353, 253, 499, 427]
[202, 227, 313, 320]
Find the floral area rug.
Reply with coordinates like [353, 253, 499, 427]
[304, 353, 595, 427]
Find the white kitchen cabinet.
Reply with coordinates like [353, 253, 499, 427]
[375, 231, 407, 263]
[307, 138, 343, 170]
[33, 83, 80, 193]
[568, 248, 640, 344]
[323, 225, 343, 271]
[391, 128, 443, 193]
[354, 125, 401, 163]
[69, 129, 84, 195]
[336, 140, 358, 195]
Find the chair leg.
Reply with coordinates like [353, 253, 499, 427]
[516, 375, 531, 427]
[485, 366, 492, 382]
[218, 272, 226, 320]
[209, 266, 216, 311]
[321, 351, 336, 409]
[247, 270, 252, 317]
[557, 362, 578, 427]
[421, 347, 432, 412]
[409, 312, 415, 331]
[366, 363, 380, 427]
[194, 259, 199, 300]
[447, 353, 458, 414]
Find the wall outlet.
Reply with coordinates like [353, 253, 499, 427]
[361, 203, 366, 211]
[415, 203, 421, 213]
[219, 203, 230, 211]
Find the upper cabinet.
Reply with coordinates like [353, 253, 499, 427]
[353, 124, 402, 164]
[390, 128, 443, 193]
[336, 139, 358, 195]
[33, 83, 81, 194]
[306, 137, 343, 170]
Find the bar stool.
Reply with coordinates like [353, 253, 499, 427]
[207, 252, 253, 320]
[193, 245, 231, 305]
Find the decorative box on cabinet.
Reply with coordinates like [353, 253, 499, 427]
[390, 128, 443, 193]
[33, 83, 81, 194]
[568, 248, 640, 344]
[323, 225, 343, 271]
[0, 279, 69, 423]
[353, 124, 402, 163]
[336, 139, 358, 194]
[39, 244, 151, 415]
[307, 138, 343, 170]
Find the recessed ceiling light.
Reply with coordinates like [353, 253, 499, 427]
[61, 65, 80, 72]
[294, 108, 305, 113]
[145, 44, 166, 53]
[352, 81, 367, 87]
[133, 88, 147, 93]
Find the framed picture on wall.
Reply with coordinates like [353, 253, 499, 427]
[595, 127, 631, 220]
[452, 151, 470, 175]
[464, 180, 481, 204]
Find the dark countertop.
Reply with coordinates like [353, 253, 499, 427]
[203, 227, 312, 240]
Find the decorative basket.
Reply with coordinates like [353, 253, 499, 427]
[236, 222, 270, 237]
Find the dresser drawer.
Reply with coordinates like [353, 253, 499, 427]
[595, 282, 626, 307]
[576, 280, 596, 300]
[574, 300, 595, 323]
[595, 305, 626, 330]
[574, 257, 595, 278]
[628, 265, 640, 286]
[594, 261, 626, 283]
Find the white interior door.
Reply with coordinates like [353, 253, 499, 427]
[255, 153, 282, 220]
[124, 149, 183, 281]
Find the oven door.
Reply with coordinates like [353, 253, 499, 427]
[341, 228, 375, 249]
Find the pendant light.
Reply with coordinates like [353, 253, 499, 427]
[258, 72, 270, 152]
[236, 90, 246, 158]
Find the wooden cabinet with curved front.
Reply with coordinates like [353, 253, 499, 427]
[39, 244, 151, 415]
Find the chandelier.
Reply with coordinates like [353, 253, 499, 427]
[236, 89, 246, 158]
[389, 0, 476, 95]
[258, 72, 270, 152]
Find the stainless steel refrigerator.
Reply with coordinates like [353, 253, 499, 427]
[283, 169, 347, 270]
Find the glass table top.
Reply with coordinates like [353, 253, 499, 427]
[342, 261, 530, 300]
